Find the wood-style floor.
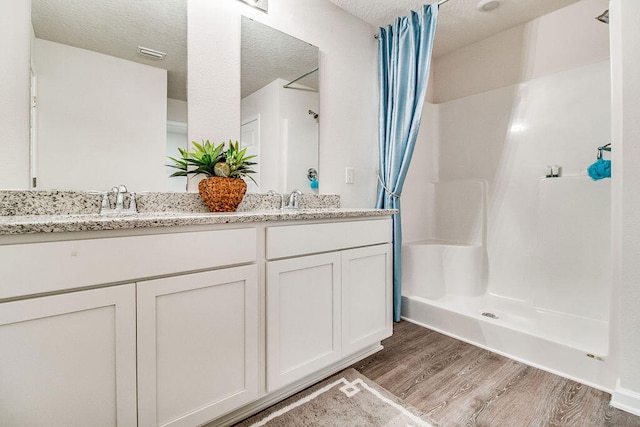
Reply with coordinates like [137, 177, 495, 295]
[350, 321, 640, 427]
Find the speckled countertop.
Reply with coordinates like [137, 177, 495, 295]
[0, 208, 396, 235]
[0, 190, 395, 235]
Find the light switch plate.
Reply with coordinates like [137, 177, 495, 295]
[345, 167, 354, 184]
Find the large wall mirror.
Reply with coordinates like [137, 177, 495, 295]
[27, 0, 187, 192]
[241, 17, 319, 195]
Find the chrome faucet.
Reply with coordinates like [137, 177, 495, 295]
[100, 184, 137, 214]
[116, 185, 127, 210]
[287, 189, 303, 209]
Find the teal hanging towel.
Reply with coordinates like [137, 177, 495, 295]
[589, 144, 611, 180]
[588, 159, 611, 180]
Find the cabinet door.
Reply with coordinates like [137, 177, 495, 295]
[0, 284, 137, 427]
[137, 265, 258, 427]
[342, 244, 393, 356]
[266, 252, 341, 392]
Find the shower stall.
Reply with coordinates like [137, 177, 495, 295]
[400, 0, 615, 391]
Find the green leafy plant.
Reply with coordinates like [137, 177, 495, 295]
[223, 140, 257, 183]
[167, 139, 257, 184]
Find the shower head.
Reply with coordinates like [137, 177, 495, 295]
[308, 110, 319, 119]
[596, 9, 609, 24]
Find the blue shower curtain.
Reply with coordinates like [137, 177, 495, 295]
[376, 4, 438, 322]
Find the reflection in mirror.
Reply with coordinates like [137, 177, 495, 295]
[241, 17, 319, 195]
[28, 0, 187, 192]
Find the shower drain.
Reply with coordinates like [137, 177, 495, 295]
[481, 312, 499, 319]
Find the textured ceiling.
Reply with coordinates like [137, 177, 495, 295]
[241, 17, 319, 99]
[31, 0, 187, 101]
[327, 0, 583, 57]
[30, 0, 587, 102]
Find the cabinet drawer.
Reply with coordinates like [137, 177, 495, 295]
[266, 218, 392, 260]
[0, 228, 256, 300]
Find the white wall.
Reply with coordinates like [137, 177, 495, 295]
[168, 98, 187, 123]
[0, 0, 31, 189]
[610, 0, 640, 414]
[188, 0, 378, 207]
[34, 39, 168, 192]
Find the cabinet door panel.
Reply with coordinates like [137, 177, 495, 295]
[0, 284, 137, 427]
[137, 265, 258, 427]
[342, 244, 393, 356]
[266, 252, 341, 392]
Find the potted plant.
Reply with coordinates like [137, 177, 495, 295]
[167, 139, 257, 212]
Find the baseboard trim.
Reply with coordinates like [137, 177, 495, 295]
[611, 386, 640, 416]
[206, 343, 384, 427]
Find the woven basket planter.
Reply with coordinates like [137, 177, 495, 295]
[198, 177, 247, 212]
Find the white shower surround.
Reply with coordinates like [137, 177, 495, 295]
[402, 58, 613, 390]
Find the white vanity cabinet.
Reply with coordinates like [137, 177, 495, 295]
[265, 219, 393, 392]
[0, 214, 393, 427]
[0, 284, 138, 427]
[137, 265, 258, 427]
[0, 227, 258, 427]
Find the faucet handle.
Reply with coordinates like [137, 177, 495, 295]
[109, 186, 119, 209]
[101, 193, 110, 210]
[288, 189, 303, 209]
[99, 186, 119, 213]
[128, 192, 137, 212]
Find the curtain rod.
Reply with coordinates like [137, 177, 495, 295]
[283, 68, 319, 91]
[374, 0, 450, 39]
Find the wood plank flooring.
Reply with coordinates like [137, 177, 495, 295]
[350, 321, 640, 427]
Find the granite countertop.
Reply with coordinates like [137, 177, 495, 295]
[0, 208, 396, 235]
